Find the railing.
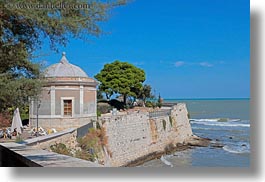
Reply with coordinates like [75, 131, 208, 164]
[149, 109, 171, 118]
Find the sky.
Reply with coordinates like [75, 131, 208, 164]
[35, 0, 250, 99]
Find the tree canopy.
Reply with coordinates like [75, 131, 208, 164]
[95, 61, 146, 104]
[136, 84, 154, 103]
[0, 0, 127, 112]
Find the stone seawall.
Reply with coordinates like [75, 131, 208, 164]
[100, 103, 193, 167]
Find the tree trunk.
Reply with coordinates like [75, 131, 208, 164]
[106, 93, 110, 100]
[123, 94, 127, 105]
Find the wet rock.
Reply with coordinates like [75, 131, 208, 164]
[210, 143, 224, 148]
[187, 136, 211, 147]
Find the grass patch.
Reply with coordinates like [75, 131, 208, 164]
[77, 127, 109, 162]
[50, 143, 72, 156]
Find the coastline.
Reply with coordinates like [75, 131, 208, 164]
[123, 136, 212, 167]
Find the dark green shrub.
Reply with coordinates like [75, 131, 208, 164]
[96, 122, 101, 129]
[77, 128, 108, 161]
[97, 99, 109, 103]
[157, 94, 163, 108]
[146, 101, 156, 108]
[169, 116, 173, 127]
[108, 99, 125, 110]
[97, 110, 102, 117]
[156, 102, 162, 108]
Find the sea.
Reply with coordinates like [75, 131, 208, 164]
[140, 99, 250, 167]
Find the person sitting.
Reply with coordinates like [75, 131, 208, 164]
[12, 128, 17, 136]
[3, 129, 7, 139]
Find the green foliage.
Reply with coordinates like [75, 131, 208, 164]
[0, 72, 43, 112]
[96, 122, 101, 129]
[75, 149, 94, 161]
[0, 112, 11, 128]
[97, 110, 102, 117]
[95, 61, 145, 104]
[162, 119, 166, 131]
[145, 101, 156, 108]
[156, 102, 162, 108]
[15, 135, 24, 143]
[169, 116, 173, 127]
[0, 0, 127, 112]
[137, 84, 154, 104]
[50, 143, 72, 156]
[19, 106, 29, 120]
[1, 0, 127, 51]
[108, 99, 125, 110]
[97, 89, 104, 100]
[77, 128, 107, 161]
[156, 94, 162, 108]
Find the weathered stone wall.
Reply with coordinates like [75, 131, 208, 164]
[100, 103, 193, 167]
[27, 129, 78, 151]
[30, 116, 96, 131]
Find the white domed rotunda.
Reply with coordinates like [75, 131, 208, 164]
[29, 52, 98, 130]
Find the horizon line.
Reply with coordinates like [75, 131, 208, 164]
[163, 98, 250, 100]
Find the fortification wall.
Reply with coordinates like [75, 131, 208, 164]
[100, 103, 193, 167]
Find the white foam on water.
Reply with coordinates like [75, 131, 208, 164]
[160, 155, 173, 167]
[191, 118, 220, 122]
[191, 118, 241, 122]
[223, 143, 250, 154]
[190, 119, 250, 128]
[229, 119, 241, 122]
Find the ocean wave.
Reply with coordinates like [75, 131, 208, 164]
[223, 143, 250, 154]
[190, 118, 241, 122]
[160, 155, 173, 167]
[190, 118, 250, 128]
[191, 121, 250, 127]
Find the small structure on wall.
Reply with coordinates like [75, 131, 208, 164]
[29, 52, 98, 130]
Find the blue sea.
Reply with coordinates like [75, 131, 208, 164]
[141, 99, 250, 167]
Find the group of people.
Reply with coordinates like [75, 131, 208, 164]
[0, 128, 20, 139]
[0, 126, 57, 139]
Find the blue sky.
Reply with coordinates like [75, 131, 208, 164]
[35, 0, 250, 99]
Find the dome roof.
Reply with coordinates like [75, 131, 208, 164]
[45, 52, 88, 78]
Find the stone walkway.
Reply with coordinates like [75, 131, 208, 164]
[0, 142, 102, 167]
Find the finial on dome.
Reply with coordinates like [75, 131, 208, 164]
[60, 52, 68, 64]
